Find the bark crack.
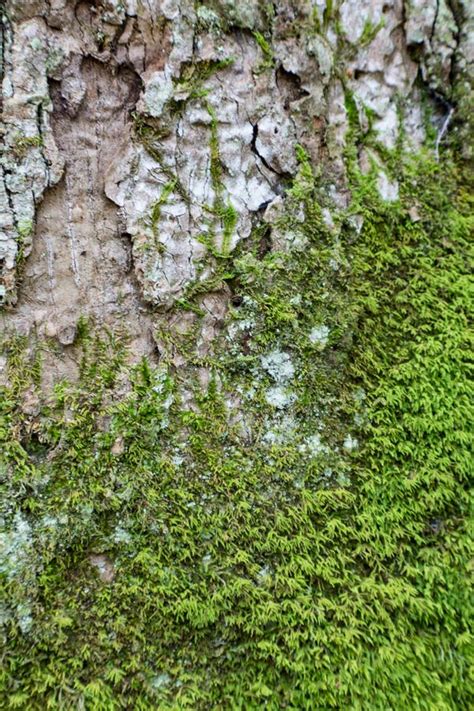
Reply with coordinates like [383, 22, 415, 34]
[250, 121, 291, 180]
[430, 0, 440, 42]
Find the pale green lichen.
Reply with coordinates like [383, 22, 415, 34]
[260, 350, 295, 381]
[309, 324, 330, 346]
[265, 384, 296, 409]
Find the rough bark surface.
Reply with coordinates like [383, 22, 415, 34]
[1, 0, 471, 377]
[0, 2, 472, 708]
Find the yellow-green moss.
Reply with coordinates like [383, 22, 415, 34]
[1, 136, 472, 709]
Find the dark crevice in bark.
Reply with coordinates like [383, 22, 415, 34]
[446, 0, 463, 91]
[257, 224, 272, 259]
[250, 122, 292, 181]
[47, 75, 75, 118]
[0, 9, 7, 115]
[1, 165, 16, 232]
[35, 101, 52, 192]
[275, 66, 309, 109]
[430, 0, 440, 42]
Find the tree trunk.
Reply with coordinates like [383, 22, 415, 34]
[1, 1, 472, 707]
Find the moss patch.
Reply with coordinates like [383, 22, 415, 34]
[1, 143, 472, 708]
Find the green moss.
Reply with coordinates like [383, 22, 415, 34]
[253, 31, 274, 73]
[133, 121, 189, 204]
[1, 128, 472, 708]
[14, 219, 34, 271]
[359, 18, 385, 47]
[148, 178, 177, 250]
[196, 102, 238, 259]
[323, 0, 334, 29]
[134, 91, 237, 265]
[207, 103, 222, 189]
[151, 181, 177, 224]
[11, 133, 43, 160]
[172, 57, 235, 108]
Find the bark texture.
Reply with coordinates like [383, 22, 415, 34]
[1, 0, 472, 374]
[0, 2, 472, 708]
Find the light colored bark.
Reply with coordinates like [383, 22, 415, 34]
[1, 0, 472, 381]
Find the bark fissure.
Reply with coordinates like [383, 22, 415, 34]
[1, 0, 472, 353]
[250, 121, 292, 180]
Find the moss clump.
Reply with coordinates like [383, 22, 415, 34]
[196, 102, 238, 258]
[253, 30, 274, 73]
[1, 135, 472, 709]
[359, 18, 385, 47]
[168, 57, 235, 116]
[10, 133, 43, 160]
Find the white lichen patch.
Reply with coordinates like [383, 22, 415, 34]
[265, 385, 296, 409]
[261, 350, 295, 382]
[337, 472, 351, 487]
[0, 513, 33, 581]
[226, 318, 256, 342]
[16, 603, 33, 634]
[150, 672, 172, 689]
[144, 72, 174, 117]
[299, 433, 328, 457]
[376, 171, 399, 203]
[262, 414, 298, 446]
[89, 554, 115, 583]
[196, 6, 221, 30]
[309, 325, 330, 347]
[256, 564, 273, 584]
[343, 434, 359, 452]
[113, 526, 132, 545]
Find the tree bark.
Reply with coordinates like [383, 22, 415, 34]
[1, 1, 472, 707]
[1, 1, 471, 370]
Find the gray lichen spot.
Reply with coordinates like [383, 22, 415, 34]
[89, 554, 115, 583]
